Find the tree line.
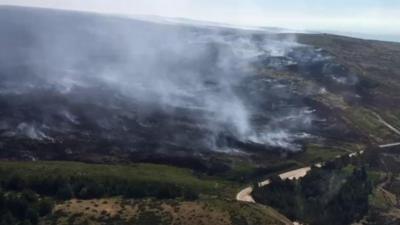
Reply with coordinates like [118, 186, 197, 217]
[0, 190, 53, 225]
[0, 168, 199, 225]
[253, 157, 373, 225]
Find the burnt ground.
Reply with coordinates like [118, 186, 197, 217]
[0, 6, 400, 177]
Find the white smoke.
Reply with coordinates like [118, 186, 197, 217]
[0, 7, 316, 152]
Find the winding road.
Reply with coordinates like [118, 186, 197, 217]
[236, 160, 350, 203]
[236, 111, 400, 215]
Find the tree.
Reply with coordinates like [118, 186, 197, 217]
[0, 212, 17, 225]
[182, 188, 199, 201]
[56, 184, 74, 200]
[6, 176, 26, 191]
[21, 190, 38, 203]
[37, 198, 54, 217]
[0, 191, 5, 213]
[6, 194, 29, 220]
[25, 208, 39, 225]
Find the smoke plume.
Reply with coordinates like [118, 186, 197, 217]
[0, 6, 318, 154]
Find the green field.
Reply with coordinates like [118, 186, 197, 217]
[0, 161, 237, 198]
[0, 161, 293, 225]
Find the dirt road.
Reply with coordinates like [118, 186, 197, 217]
[373, 112, 400, 136]
[236, 152, 362, 203]
[236, 112, 400, 225]
[236, 110, 400, 202]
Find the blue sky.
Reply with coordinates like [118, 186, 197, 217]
[1, 0, 399, 41]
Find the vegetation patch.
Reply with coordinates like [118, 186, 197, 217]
[253, 158, 373, 225]
[45, 198, 291, 225]
[0, 161, 236, 201]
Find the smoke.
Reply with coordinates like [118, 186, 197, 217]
[0, 7, 316, 153]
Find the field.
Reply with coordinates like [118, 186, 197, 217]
[0, 161, 237, 198]
[41, 198, 292, 225]
[0, 161, 292, 225]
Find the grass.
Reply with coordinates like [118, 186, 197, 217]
[206, 199, 293, 225]
[342, 164, 356, 176]
[47, 198, 292, 225]
[0, 161, 237, 197]
[345, 107, 395, 142]
[54, 198, 137, 219]
[221, 160, 301, 184]
[293, 143, 351, 165]
[0, 161, 292, 225]
[382, 110, 400, 132]
[369, 187, 397, 210]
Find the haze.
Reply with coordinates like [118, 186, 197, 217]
[1, 0, 400, 42]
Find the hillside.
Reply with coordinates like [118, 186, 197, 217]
[0, 6, 400, 225]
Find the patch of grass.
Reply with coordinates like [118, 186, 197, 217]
[0, 161, 237, 197]
[293, 143, 350, 164]
[383, 110, 400, 132]
[130, 210, 165, 225]
[206, 199, 292, 225]
[222, 160, 300, 184]
[367, 171, 384, 186]
[49, 198, 291, 225]
[345, 107, 395, 142]
[342, 164, 356, 176]
[369, 188, 397, 210]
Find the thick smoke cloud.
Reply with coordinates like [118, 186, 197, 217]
[0, 7, 316, 153]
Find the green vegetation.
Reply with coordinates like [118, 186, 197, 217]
[44, 198, 291, 225]
[0, 161, 239, 225]
[382, 110, 400, 133]
[345, 107, 395, 143]
[0, 190, 54, 225]
[0, 161, 235, 200]
[293, 143, 352, 164]
[130, 210, 165, 225]
[0, 160, 295, 225]
[253, 158, 373, 225]
[369, 187, 397, 210]
[360, 147, 400, 224]
[223, 160, 301, 183]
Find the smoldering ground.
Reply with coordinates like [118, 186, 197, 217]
[0, 6, 357, 158]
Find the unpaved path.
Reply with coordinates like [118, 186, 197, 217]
[236, 163, 323, 203]
[373, 111, 400, 148]
[373, 112, 400, 136]
[236, 111, 400, 225]
[379, 142, 400, 148]
[236, 148, 366, 203]
[279, 167, 312, 181]
[236, 187, 255, 203]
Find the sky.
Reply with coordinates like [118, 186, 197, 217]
[1, 0, 400, 41]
